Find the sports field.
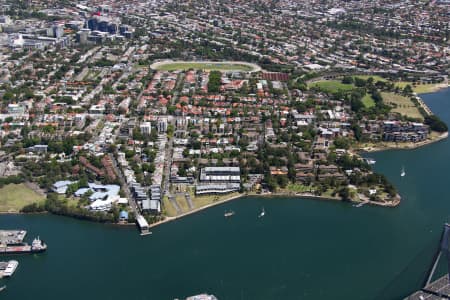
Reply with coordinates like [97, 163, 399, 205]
[151, 61, 260, 72]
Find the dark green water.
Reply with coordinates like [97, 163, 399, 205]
[1, 89, 450, 300]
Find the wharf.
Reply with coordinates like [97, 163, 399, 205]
[0, 230, 26, 244]
[405, 275, 450, 299]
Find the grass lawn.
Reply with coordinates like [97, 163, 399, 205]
[154, 62, 255, 72]
[308, 80, 354, 93]
[285, 183, 316, 193]
[362, 94, 376, 108]
[192, 192, 241, 209]
[381, 92, 423, 120]
[395, 82, 444, 94]
[354, 75, 387, 82]
[322, 189, 338, 198]
[62, 195, 80, 208]
[0, 183, 45, 212]
[175, 194, 189, 212]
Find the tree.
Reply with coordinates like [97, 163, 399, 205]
[342, 76, 354, 84]
[354, 77, 366, 87]
[338, 187, 351, 201]
[207, 71, 222, 93]
[425, 115, 448, 132]
[333, 137, 351, 149]
[402, 84, 413, 96]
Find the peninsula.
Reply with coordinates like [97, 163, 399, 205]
[0, 0, 448, 229]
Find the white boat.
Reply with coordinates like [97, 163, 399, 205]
[258, 207, 265, 218]
[3, 260, 18, 277]
[364, 158, 376, 165]
[224, 210, 235, 218]
[0, 285, 6, 292]
[401, 166, 406, 177]
[186, 294, 218, 300]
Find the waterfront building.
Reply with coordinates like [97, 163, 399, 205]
[199, 167, 241, 183]
[52, 180, 75, 194]
[195, 183, 240, 195]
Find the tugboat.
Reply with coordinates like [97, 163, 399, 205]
[224, 210, 235, 218]
[31, 237, 47, 253]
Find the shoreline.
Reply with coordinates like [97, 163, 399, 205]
[147, 191, 400, 230]
[358, 131, 448, 153]
[0, 191, 399, 229]
[148, 193, 245, 229]
[416, 83, 449, 94]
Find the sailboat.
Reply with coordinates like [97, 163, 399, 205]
[258, 207, 265, 218]
[401, 166, 406, 177]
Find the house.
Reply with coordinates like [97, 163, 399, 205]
[52, 180, 75, 194]
[295, 172, 315, 183]
[317, 165, 339, 174]
[26, 145, 48, 154]
[294, 162, 314, 173]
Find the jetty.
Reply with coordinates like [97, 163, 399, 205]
[136, 215, 152, 235]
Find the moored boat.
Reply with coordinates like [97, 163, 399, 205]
[3, 260, 18, 277]
[186, 294, 218, 300]
[364, 158, 376, 165]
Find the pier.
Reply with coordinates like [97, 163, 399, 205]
[405, 275, 450, 299]
[405, 224, 450, 299]
[136, 215, 152, 235]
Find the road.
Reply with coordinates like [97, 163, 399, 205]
[108, 153, 138, 214]
[161, 73, 185, 197]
